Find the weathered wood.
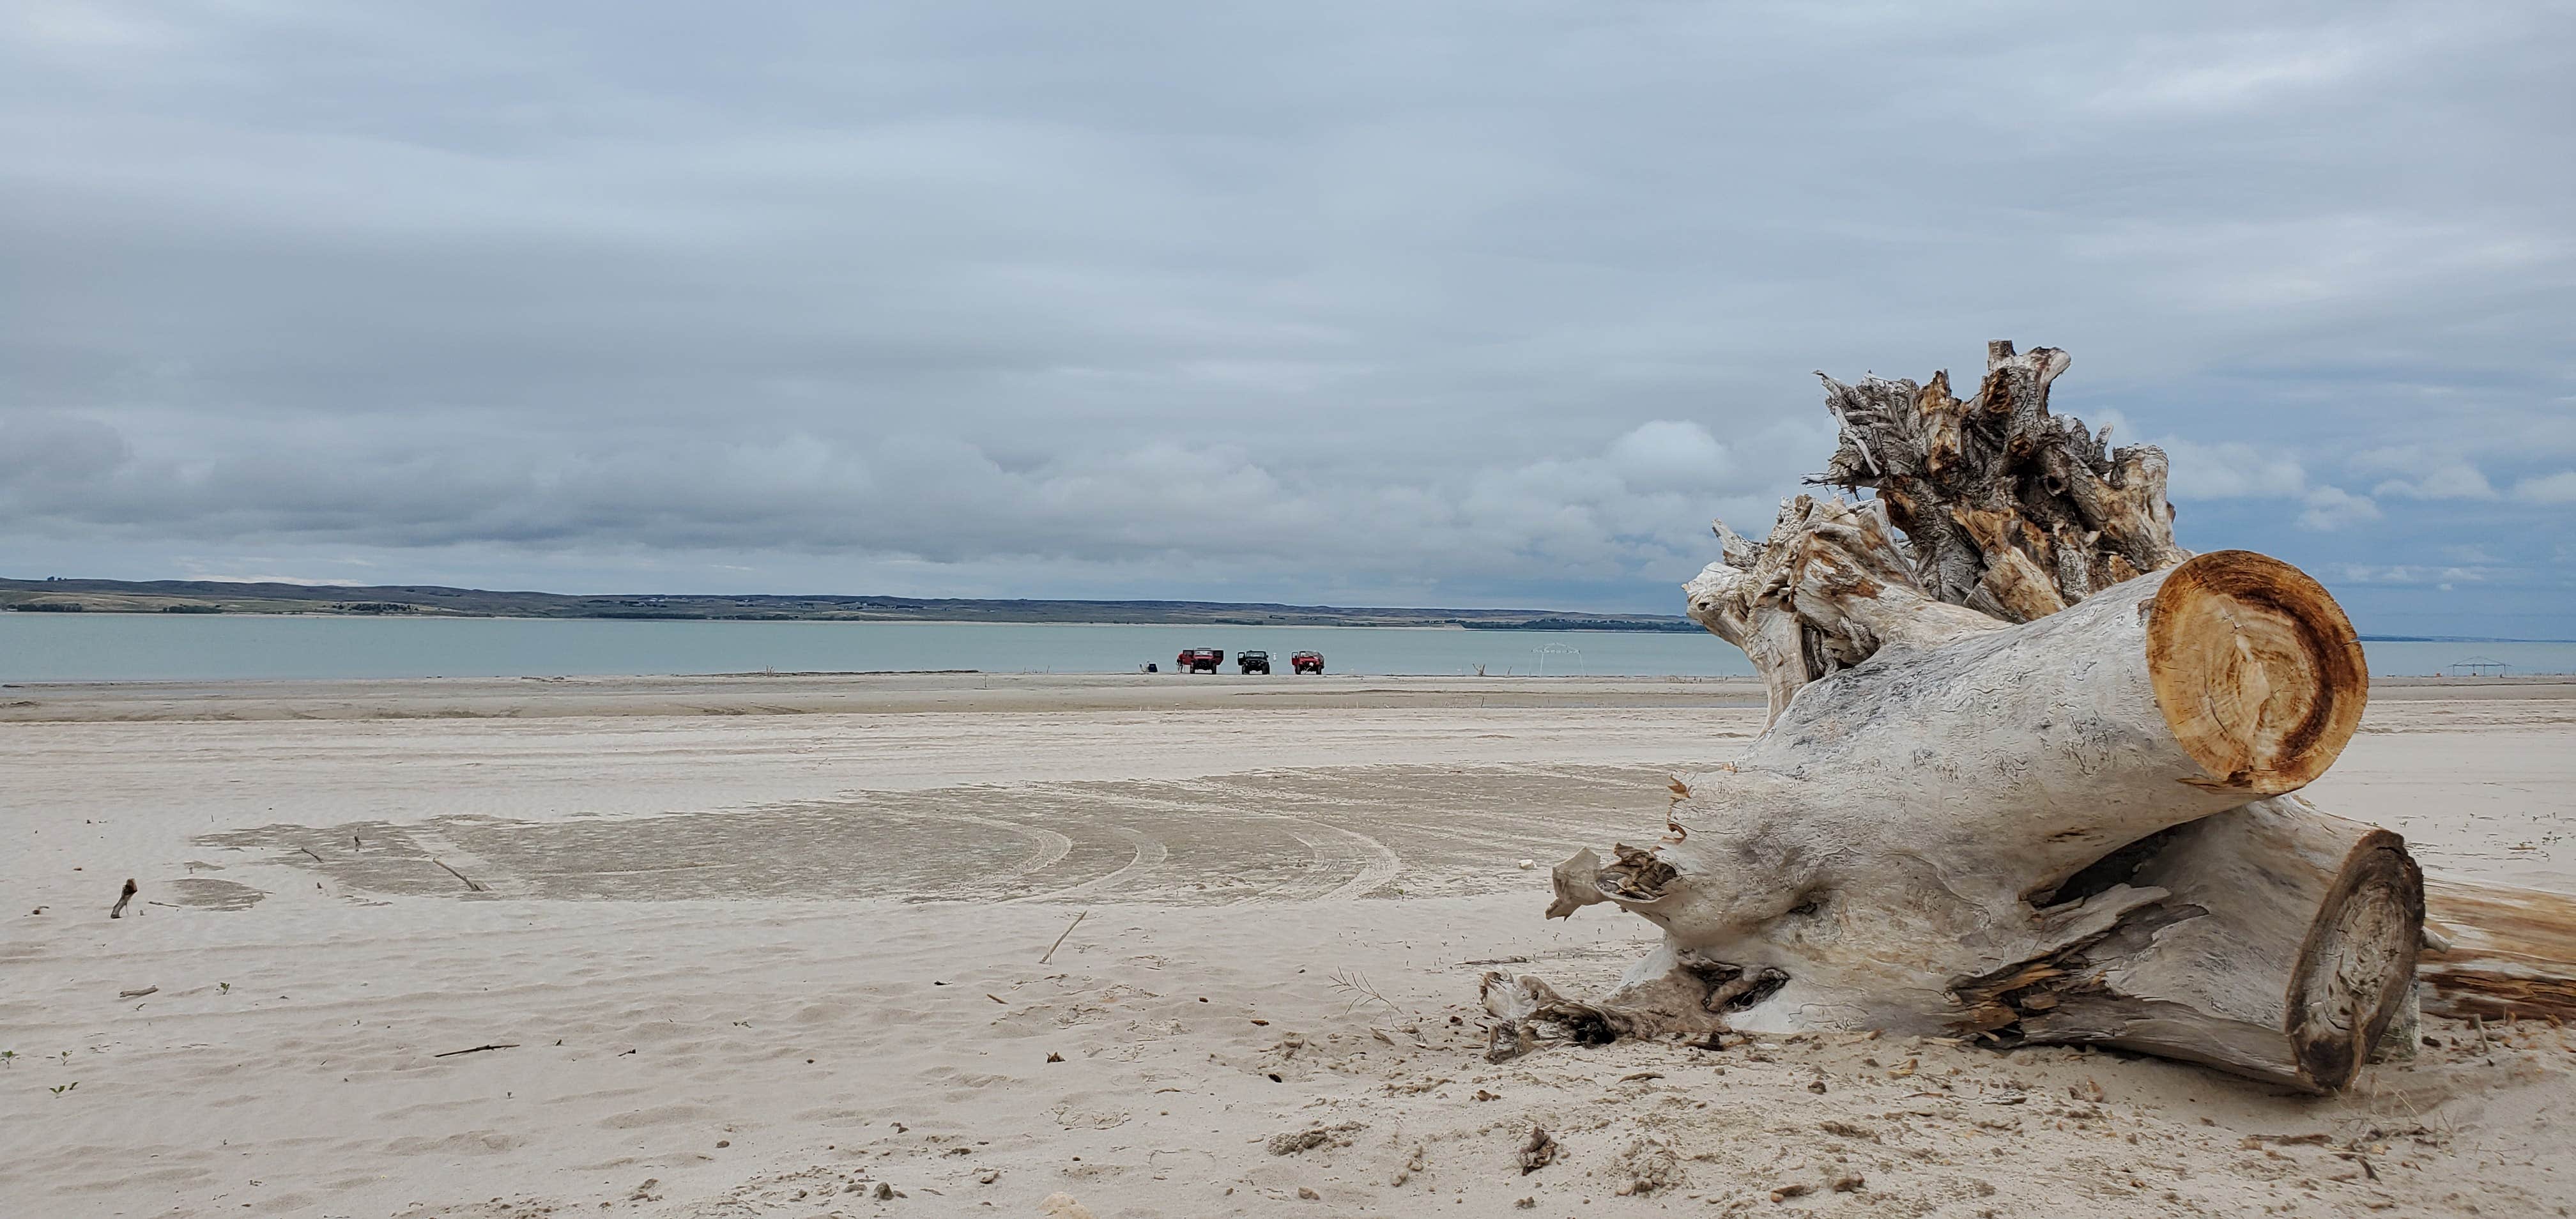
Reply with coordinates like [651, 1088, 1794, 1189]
[1795, 342, 2576, 1028]
[1685, 495, 1999, 724]
[2419, 881, 2576, 1022]
[1958, 795, 2423, 1090]
[1816, 340, 2188, 620]
[1508, 341, 2445, 1091]
[1524, 548, 2407, 1088]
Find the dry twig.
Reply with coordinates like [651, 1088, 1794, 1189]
[1329, 969, 1401, 1016]
[1039, 910, 1087, 964]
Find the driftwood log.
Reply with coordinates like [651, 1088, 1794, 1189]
[1494, 341, 2570, 1092]
[2419, 882, 2576, 1021]
[1812, 341, 2575, 1027]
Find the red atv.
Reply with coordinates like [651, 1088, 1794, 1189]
[1290, 650, 1324, 675]
[1176, 648, 1224, 673]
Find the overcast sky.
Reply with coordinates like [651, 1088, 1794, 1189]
[3, 2, 2570, 635]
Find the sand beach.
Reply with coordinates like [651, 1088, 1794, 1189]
[3, 673, 2571, 1216]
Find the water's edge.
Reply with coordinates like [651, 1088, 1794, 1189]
[4, 613, 2569, 683]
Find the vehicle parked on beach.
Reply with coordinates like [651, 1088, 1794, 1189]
[1176, 648, 1224, 673]
[1237, 650, 1271, 675]
[1291, 650, 1324, 674]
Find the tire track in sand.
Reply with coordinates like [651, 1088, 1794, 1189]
[1068, 788, 1402, 903]
[1006, 825, 1170, 903]
[939, 812, 1074, 881]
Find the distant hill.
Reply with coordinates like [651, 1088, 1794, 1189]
[0, 576, 1700, 631]
[2354, 634, 2576, 643]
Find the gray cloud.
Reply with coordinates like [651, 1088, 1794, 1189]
[2516, 472, 2576, 506]
[3, 1, 2571, 634]
[0, 413, 129, 482]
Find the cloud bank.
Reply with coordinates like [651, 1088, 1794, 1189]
[2, 1, 2570, 633]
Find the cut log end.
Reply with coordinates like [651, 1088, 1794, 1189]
[2285, 832, 2424, 1089]
[2147, 550, 2367, 795]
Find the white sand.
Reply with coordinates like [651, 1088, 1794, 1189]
[1, 675, 2569, 1217]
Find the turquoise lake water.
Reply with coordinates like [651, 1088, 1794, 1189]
[2, 613, 2570, 683]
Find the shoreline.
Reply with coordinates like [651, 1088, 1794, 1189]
[5, 671, 2573, 724]
[11, 617, 2571, 690]
[0, 672, 1779, 723]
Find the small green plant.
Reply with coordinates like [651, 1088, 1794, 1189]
[1, 1050, 16, 1068]
[49, 1082, 75, 1096]
[54, 1050, 70, 1066]
[218, 982, 231, 995]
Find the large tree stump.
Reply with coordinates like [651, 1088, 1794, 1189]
[1804, 340, 2575, 1029]
[1518, 546, 2411, 1090]
[1491, 341, 2549, 1092]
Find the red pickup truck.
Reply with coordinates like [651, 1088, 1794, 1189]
[1176, 648, 1224, 673]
